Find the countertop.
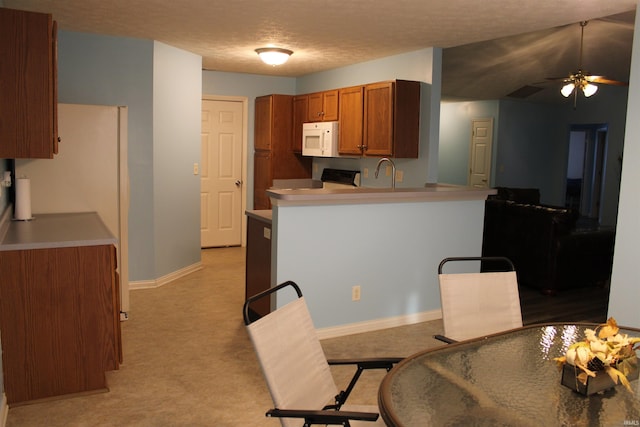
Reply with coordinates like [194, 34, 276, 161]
[0, 212, 117, 251]
[245, 209, 272, 224]
[266, 183, 496, 206]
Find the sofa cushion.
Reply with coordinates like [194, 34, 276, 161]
[482, 197, 610, 292]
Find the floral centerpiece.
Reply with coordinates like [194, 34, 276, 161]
[555, 318, 640, 395]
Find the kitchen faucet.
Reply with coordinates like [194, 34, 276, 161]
[374, 157, 396, 189]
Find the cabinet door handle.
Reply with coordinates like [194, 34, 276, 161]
[235, 180, 242, 187]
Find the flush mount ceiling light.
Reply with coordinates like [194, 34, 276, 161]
[255, 47, 293, 66]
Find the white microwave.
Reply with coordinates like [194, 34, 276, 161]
[302, 121, 339, 157]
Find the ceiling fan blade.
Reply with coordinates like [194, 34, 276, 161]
[545, 77, 570, 82]
[586, 76, 628, 86]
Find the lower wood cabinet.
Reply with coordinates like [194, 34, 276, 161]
[0, 244, 121, 404]
[245, 215, 272, 319]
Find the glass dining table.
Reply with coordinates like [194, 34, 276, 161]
[378, 323, 640, 426]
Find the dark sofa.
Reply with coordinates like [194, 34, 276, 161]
[481, 187, 615, 294]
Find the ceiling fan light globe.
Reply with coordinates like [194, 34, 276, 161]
[561, 83, 575, 97]
[583, 83, 598, 97]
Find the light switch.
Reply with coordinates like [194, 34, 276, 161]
[193, 163, 199, 175]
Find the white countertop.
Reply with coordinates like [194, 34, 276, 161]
[267, 183, 496, 206]
[245, 209, 272, 223]
[0, 211, 117, 251]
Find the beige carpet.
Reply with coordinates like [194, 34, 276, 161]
[6, 247, 444, 426]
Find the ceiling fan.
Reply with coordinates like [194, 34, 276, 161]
[547, 21, 628, 107]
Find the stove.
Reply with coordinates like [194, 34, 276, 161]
[320, 168, 361, 189]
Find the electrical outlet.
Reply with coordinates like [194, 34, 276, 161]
[363, 168, 368, 178]
[385, 165, 392, 176]
[396, 170, 404, 183]
[352, 285, 361, 301]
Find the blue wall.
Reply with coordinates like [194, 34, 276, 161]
[275, 199, 487, 330]
[57, 31, 155, 280]
[494, 99, 567, 203]
[438, 85, 628, 226]
[557, 86, 629, 226]
[608, 10, 640, 328]
[57, 31, 202, 281]
[152, 42, 202, 278]
[439, 100, 499, 185]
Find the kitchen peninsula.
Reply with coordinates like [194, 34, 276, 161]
[0, 211, 121, 404]
[262, 184, 495, 338]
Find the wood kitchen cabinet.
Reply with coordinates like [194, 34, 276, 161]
[0, 7, 59, 159]
[338, 80, 420, 158]
[0, 244, 121, 404]
[292, 94, 309, 153]
[307, 89, 339, 122]
[338, 85, 365, 156]
[364, 80, 420, 158]
[253, 94, 312, 209]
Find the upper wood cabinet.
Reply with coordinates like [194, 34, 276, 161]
[307, 89, 339, 122]
[292, 95, 309, 153]
[253, 94, 312, 209]
[0, 7, 58, 159]
[338, 86, 364, 156]
[338, 80, 420, 158]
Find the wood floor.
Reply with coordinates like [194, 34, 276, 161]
[519, 283, 610, 325]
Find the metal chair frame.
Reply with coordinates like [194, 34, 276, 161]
[244, 281, 402, 426]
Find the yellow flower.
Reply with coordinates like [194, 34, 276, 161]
[554, 317, 640, 393]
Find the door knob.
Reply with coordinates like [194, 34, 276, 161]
[235, 180, 242, 187]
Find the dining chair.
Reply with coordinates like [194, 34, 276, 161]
[434, 256, 523, 343]
[243, 281, 403, 427]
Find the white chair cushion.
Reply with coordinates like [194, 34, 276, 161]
[439, 271, 522, 341]
[247, 297, 338, 427]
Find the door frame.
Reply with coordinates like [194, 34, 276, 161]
[202, 95, 249, 246]
[565, 123, 608, 221]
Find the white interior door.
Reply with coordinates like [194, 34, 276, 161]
[201, 99, 244, 247]
[468, 118, 494, 188]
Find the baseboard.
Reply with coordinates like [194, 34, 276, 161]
[316, 309, 442, 340]
[129, 262, 203, 290]
[1, 393, 8, 427]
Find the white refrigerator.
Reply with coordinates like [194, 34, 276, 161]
[16, 103, 130, 314]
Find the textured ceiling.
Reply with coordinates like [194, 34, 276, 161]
[442, 10, 636, 102]
[3, 0, 637, 101]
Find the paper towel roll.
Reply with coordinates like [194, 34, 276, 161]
[15, 177, 32, 220]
